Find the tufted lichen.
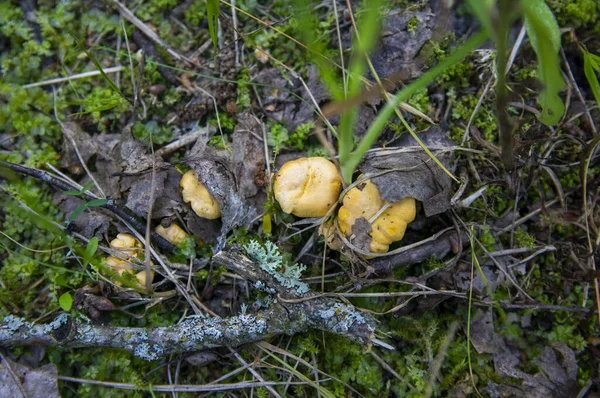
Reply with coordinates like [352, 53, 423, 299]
[134, 342, 163, 361]
[244, 240, 309, 295]
[319, 303, 372, 334]
[48, 313, 69, 330]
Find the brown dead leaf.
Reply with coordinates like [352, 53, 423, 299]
[360, 126, 454, 217]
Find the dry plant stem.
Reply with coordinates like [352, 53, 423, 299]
[227, 347, 281, 398]
[561, 47, 597, 134]
[58, 376, 310, 392]
[155, 125, 214, 157]
[495, 0, 514, 171]
[424, 321, 459, 398]
[370, 230, 469, 275]
[21, 66, 123, 89]
[110, 0, 192, 64]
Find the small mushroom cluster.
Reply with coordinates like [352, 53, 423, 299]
[106, 233, 153, 286]
[105, 170, 204, 287]
[273, 157, 416, 255]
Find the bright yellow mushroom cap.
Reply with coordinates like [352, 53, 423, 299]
[156, 224, 188, 246]
[370, 197, 416, 253]
[107, 233, 154, 287]
[338, 180, 382, 236]
[273, 157, 342, 218]
[338, 179, 416, 254]
[110, 232, 142, 252]
[180, 170, 221, 220]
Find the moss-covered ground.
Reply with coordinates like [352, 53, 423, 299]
[1, 0, 599, 396]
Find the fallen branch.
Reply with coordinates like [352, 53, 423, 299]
[371, 230, 469, 275]
[0, 247, 379, 359]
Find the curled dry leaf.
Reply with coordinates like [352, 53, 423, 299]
[124, 167, 184, 219]
[359, 126, 454, 217]
[184, 158, 256, 250]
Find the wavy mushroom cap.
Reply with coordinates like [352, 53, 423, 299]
[180, 170, 221, 220]
[110, 233, 141, 253]
[156, 224, 188, 245]
[369, 197, 416, 253]
[274, 157, 342, 218]
[338, 179, 416, 254]
[338, 179, 383, 236]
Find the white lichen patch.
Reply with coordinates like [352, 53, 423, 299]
[49, 313, 69, 330]
[319, 303, 370, 334]
[177, 315, 223, 344]
[1, 315, 24, 332]
[134, 342, 163, 361]
[244, 240, 309, 295]
[128, 330, 149, 344]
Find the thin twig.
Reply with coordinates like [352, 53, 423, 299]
[21, 66, 123, 88]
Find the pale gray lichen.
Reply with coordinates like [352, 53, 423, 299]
[48, 313, 69, 330]
[128, 330, 149, 344]
[178, 316, 223, 343]
[244, 240, 309, 295]
[254, 281, 277, 295]
[2, 315, 25, 332]
[75, 323, 94, 341]
[320, 303, 368, 333]
[134, 342, 162, 361]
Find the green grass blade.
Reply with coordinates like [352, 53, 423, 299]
[73, 37, 127, 101]
[207, 0, 219, 53]
[338, 0, 383, 171]
[522, 0, 565, 126]
[292, 0, 342, 99]
[583, 50, 600, 106]
[341, 30, 488, 182]
[465, 0, 495, 39]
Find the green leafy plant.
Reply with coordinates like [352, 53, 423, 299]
[522, 0, 565, 126]
[207, 0, 219, 53]
[64, 181, 108, 221]
[581, 47, 600, 105]
[297, 0, 565, 182]
[58, 291, 73, 311]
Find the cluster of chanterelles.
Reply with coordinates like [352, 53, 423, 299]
[273, 157, 416, 255]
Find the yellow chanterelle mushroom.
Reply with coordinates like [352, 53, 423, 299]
[155, 224, 188, 246]
[180, 170, 221, 220]
[106, 233, 153, 286]
[338, 179, 416, 254]
[273, 157, 342, 218]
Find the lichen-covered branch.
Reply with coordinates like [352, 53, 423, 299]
[1, 299, 375, 360]
[1, 247, 377, 360]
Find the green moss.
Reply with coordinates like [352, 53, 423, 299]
[407, 16, 419, 34]
[207, 133, 232, 150]
[236, 67, 252, 111]
[184, 0, 206, 26]
[289, 122, 313, 150]
[449, 91, 497, 143]
[267, 122, 289, 154]
[132, 120, 173, 145]
[547, 0, 599, 30]
[514, 228, 535, 249]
